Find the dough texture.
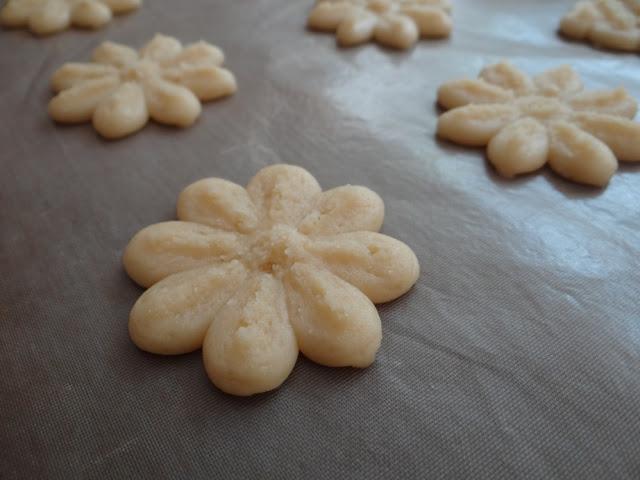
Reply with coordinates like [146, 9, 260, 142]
[307, 0, 452, 49]
[123, 165, 420, 396]
[1, 0, 141, 35]
[560, 0, 640, 52]
[437, 62, 640, 187]
[48, 34, 237, 139]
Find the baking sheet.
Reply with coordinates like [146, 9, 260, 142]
[1, 0, 639, 478]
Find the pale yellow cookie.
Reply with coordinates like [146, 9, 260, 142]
[560, 0, 640, 52]
[307, 0, 452, 49]
[0, 0, 141, 35]
[48, 34, 237, 139]
[437, 62, 640, 187]
[123, 164, 420, 396]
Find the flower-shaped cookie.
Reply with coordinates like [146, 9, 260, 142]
[560, 0, 640, 52]
[123, 165, 420, 396]
[437, 62, 640, 187]
[307, 0, 452, 49]
[49, 34, 237, 139]
[1, 0, 141, 35]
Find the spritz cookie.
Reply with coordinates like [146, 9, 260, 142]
[307, 0, 452, 49]
[1, 0, 141, 36]
[560, 0, 640, 52]
[437, 62, 640, 187]
[123, 164, 420, 396]
[48, 34, 237, 139]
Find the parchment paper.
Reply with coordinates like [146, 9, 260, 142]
[1, 0, 639, 478]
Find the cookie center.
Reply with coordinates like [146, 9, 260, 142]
[121, 60, 159, 82]
[249, 226, 304, 274]
[515, 96, 570, 122]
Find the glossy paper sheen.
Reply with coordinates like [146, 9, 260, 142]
[0, 0, 639, 478]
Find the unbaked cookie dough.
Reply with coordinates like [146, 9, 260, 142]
[437, 62, 640, 187]
[1, 0, 141, 35]
[123, 164, 420, 396]
[307, 0, 452, 49]
[48, 34, 237, 139]
[560, 0, 640, 52]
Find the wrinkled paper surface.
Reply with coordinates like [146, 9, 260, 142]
[1, 0, 639, 477]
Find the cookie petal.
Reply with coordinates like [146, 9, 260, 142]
[70, 0, 112, 29]
[140, 34, 183, 62]
[100, 0, 142, 14]
[374, 13, 419, 49]
[437, 103, 519, 146]
[93, 41, 138, 67]
[590, 24, 640, 51]
[569, 87, 638, 119]
[0, 0, 33, 27]
[400, 5, 452, 37]
[163, 65, 237, 101]
[28, 0, 71, 35]
[298, 186, 384, 236]
[598, 0, 637, 28]
[123, 221, 245, 288]
[487, 118, 549, 178]
[284, 263, 381, 368]
[161, 41, 225, 68]
[308, 1, 357, 30]
[479, 62, 534, 95]
[306, 231, 419, 304]
[143, 76, 202, 127]
[93, 81, 149, 139]
[573, 113, 640, 162]
[202, 274, 298, 396]
[533, 65, 583, 97]
[48, 75, 120, 123]
[177, 178, 259, 234]
[129, 261, 247, 355]
[548, 121, 617, 187]
[246, 165, 322, 228]
[336, 10, 377, 46]
[50, 63, 118, 93]
[560, 1, 599, 39]
[437, 79, 513, 110]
